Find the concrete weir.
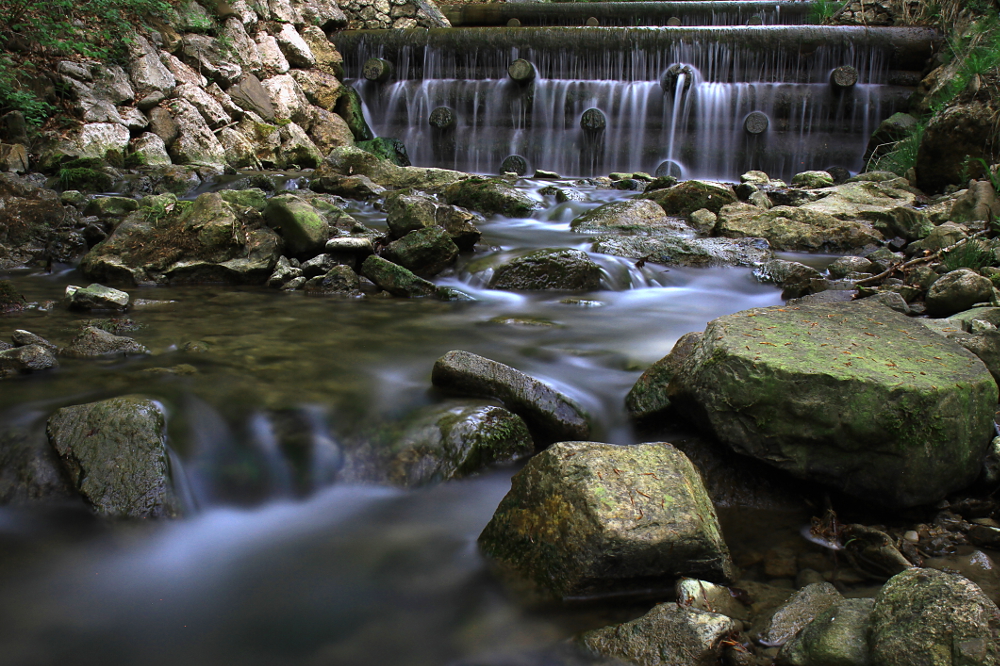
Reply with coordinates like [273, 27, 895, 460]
[445, 1, 815, 27]
[332, 25, 939, 179]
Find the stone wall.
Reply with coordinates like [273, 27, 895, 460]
[340, 0, 451, 29]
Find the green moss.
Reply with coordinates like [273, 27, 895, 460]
[58, 167, 113, 192]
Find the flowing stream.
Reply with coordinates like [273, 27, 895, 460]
[0, 179, 805, 664]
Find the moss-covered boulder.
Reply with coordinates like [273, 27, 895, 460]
[359, 254, 467, 300]
[81, 192, 282, 285]
[489, 249, 602, 291]
[341, 402, 534, 488]
[871, 568, 1000, 666]
[383, 226, 459, 277]
[590, 234, 772, 268]
[46, 395, 179, 518]
[443, 177, 539, 217]
[314, 146, 468, 193]
[657, 301, 998, 508]
[791, 170, 835, 189]
[642, 180, 737, 216]
[570, 199, 673, 233]
[478, 441, 735, 598]
[716, 203, 883, 252]
[356, 137, 411, 167]
[432, 350, 592, 443]
[263, 194, 329, 259]
[384, 189, 482, 249]
[580, 603, 739, 666]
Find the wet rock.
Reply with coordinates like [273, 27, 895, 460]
[275, 122, 323, 168]
[315, 146, 467, 193]
[11, 330, 56, 350]
[490, 249, 602, 291]
[357, 137, 411, 168]
[779, 598, 874, 666]
[343, 403, 533, 487]
[688, 208, 717, 235]
[643, 180, 738, 215]
[0, 345, 58, 378]
[871, 568, 1000, 665]
[625, 331, 702, 420]
[676, 578, 750, 622]
[0, 427, 76, 505]
[590, 234, 771, 268]
[335, 86, 374, 142]
[443, 177, 538, 217]
[383, 226, 459, 277]
[308, 107, 354, 155]
[952, 180, 1000, 225]
[309, 174, 385, 200]
[325, 236, 375, 258]
[867, 206, 934, 242]
[580, 603, 739, 666]
[759, 582, 842, 648]
[435, 204, 483, 250]
[299, 253, 346, 278]
[266, 255, 302, 288]
[385, 190, 440, 238]
[302, 265, 362, 296]
[263, 195, 329, 259]
[828, 255, 874, 279]
[360, 254, 462, 300]
[65, 283, 129, 310]
[925, 268, 995, 317]
[82, 192, 282, 285]
[659, 301, 998, 508]
[570, 199, 671, 233]
[924, 549, 1000, 606]
[46, 396, 178, 518]
[717, 203, 882, 252]
[791, 170, 835, 189]
[432, 350, 591, 442]
[61, 327, 149, 358]
[479, 441, 734, 598]
[753, 259, 823, 299]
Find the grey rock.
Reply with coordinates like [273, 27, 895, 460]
[926, 268, 995, 317]
[581, 603, 738, 666]
[489, 249, 602, 291]
[302, 265, 362, 296]
[759, 582, 843, 647]
[480, 441, 734, 598]
[65, 283, 130, 310]
[780, 598, 874, 666]
[46, 396, 178, 518]
[11, 330, 56, 351]
[431, 349, 591, 442]
[61, 327, 149, 358]
[384, 226, 460, 277]
[0, 345, 58, 378]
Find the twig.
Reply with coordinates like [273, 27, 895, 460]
[854, 229, 991, 286]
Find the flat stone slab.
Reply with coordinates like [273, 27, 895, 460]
[479, 441, 735, 599]
[432, 350, 591, 442]
[659, 300, 999, 508]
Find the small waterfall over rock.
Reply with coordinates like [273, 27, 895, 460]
[335, 19, 936, 180]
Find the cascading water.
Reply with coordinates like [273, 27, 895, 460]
[337, 26, 936, 179]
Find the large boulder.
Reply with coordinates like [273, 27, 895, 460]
[47, 396, 179, 518]
[81, 192, 282, 285]
[478, 441, 735, 598]
[443, 177, 539, 217]
[590, 233, 771, 268]
[262, 195, 329, 259]
[489, 249, 603, 291]
[654, 301, 999, 508]
[315, 146, 468, 193]
[716, 203, 883, 252]
[570, 199, 675, 233]
[642, 180, 737, 216]
[871, 568, 1000, 666]
[432, 350, 592, 442]
[581, 603, 739, 666]
[383, 226, 460, 276]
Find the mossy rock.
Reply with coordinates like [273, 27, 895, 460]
[490, 248, 602, 291]
[356, 137, 411, 167]
[642, 180, 737, 216]
[661, 300, 998, 508]
[263, 195, 329, 259]
[479, 441, 735, 599]
[443, 177, 538, 217]
[383, 226, 459, 277]
[58, 168, 114, 193]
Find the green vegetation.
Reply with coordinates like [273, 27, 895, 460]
[807, 0, 845, 25]
[0, 0, 176, 127]
[942, 238, 994, 272]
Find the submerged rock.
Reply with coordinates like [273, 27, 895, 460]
[432, 350, 591, 442]
[478, 441, 735, 598]
[581, 603, 738, 666]
[61, 326, 150, 358]
[871, 568, 1000, 666]
[443, 177, 538, 217]
[489, 249, 603, 291]
[653, 301, 998, 508]
[46, 395, 178, 518]
[342, 403, 534, 488]
[0, 345, 59, 378]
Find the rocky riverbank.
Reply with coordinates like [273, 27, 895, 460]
[1, 0, 1000, 664]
